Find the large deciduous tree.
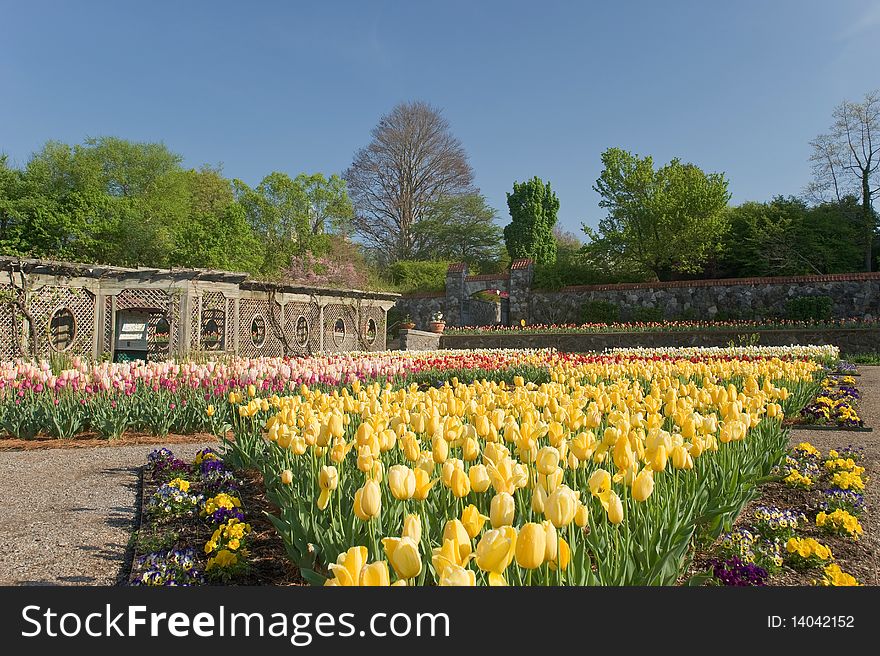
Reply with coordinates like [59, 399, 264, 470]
[411, 192, 504, 269]
[503, 177, 559, 265]
[807, 90, 880, 271]
[584, 148, 730, 281]
[344, 101, 475, 263]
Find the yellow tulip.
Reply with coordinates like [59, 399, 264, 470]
[432, 435, 449, 464]
[355, 421, 374, 445]
[462, 436, 480, 462]
[490, 492, 516, 528]
[382, 536, 422, 580]
[442, 519, 472, 562]
[542, 520, 558, 563]
[468, 464, 491, 493]
[531, 483, 547, 515]
[671, 444, 694, 470]
[514, 522, 546, 570]
[401, 433, 421, 462]
[412, 468, 437, 501]
[388, 464, 416, 500]
[607, 491, 624, 524]
[631, 468, 654, 502]
[612, 434, 634, 471]
[589, 469, 612, 497]
[402, 513, 422, 543]
[359, 561, 391, 586]
[535, 446, 560, 476]
[575, 503, 590, 528]
[328, 412, 344, 438]
[475, 526, 517, 585]
[450, 467, 471, 498]
[354, 480, 381, 520]
[461, 504, 489, 539]
[326, 546, 368, 586]
[280, 469, 293, 485]
[548, 537, 570, 571]
[650, 444, 668, 472]
[545, 484, 579, 528]
[570, 431, 596, 461]
[437, 564, 476, 586]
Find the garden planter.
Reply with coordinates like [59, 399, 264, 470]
[400, 322, 416, 331]
[428, 321, 446, 334]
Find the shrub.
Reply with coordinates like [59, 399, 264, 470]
[581, 299, 619, 324]
[388, 260, 448, 294]
[785, 295, 833, 321]
[631, 306, 664, 322]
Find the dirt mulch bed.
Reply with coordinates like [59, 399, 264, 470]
[687, 479, 875, 586]
[125, 463, 304, 586]
[0, 432, 219, 452]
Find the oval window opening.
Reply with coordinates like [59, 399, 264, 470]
[333, 318, 346, 346]
[295, 315, 309, 347]
[251, 315, 266, 348]
[154, 317, 171, 350]
[49, 308, 76, 352]
[365, 318, 377, 344]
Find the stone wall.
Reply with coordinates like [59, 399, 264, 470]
[393, 294, 447, 331]
[440, 328, 880, 357]
[530, 274, 880, 324]
[398, 329, 442, 351]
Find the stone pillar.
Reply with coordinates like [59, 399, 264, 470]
[508, 258, 534, 326]
[445, 263, 468, 327]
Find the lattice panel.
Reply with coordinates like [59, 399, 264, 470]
[323, 303, 359, 353]
[200, 291, 228, 352]
[28, 286, 96, 358]
[359, 305, 386, 352]
[238, 298, 283, 357]
[190, 295, 201, 352]
[284, 301, 321, 355]
[114, 288, 181, 353]
[103, 297, 113, 354]
[147, 313, 172, 360]
[0, 283, 23, 360]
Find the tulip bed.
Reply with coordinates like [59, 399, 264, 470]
[0, 350, 557, 441]
[219, 350, 830, 586]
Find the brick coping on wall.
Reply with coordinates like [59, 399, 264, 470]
[464, 273, 510, 282]
[441, 326, 880, 338]
[399, 291, 446, 299]
[553, 271, 880, 293]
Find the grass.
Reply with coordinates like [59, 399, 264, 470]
[847, 352, 880, 365]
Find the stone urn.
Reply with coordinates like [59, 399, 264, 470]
[428, 320, 446, 334]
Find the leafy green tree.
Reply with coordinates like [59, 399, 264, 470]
[234, 172, 312, 276]
[386, 260, 449, 293]
[295, 173, 353, 235]
[503, 177, 559, 265]
[412, 193, 504, 268]
[719, 196, 863, 277]
[585, 148, 730, 280]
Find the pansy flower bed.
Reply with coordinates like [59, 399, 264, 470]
[129, 447, 300, 586]
[793, 375, 867, 429]
[697, 441, 868, 586]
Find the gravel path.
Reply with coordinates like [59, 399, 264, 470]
[0, 442, 212, 586]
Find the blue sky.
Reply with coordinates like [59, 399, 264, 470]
[2, 0, 879, 235]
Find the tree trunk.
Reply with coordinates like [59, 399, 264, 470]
[863, 170, 874, 272]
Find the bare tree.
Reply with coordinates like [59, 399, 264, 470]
[807, 90, 880, 271]
[344, 101, 475, 263]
